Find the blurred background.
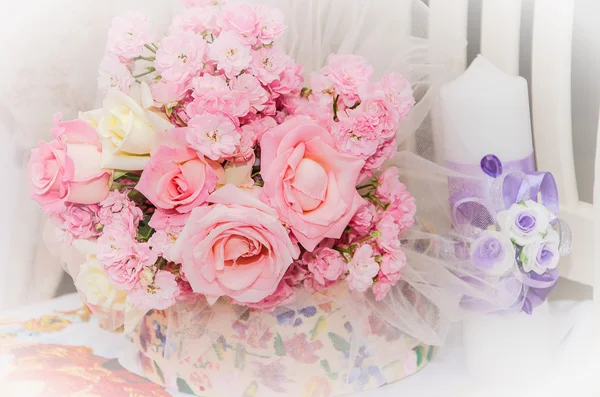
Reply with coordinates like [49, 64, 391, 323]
[0, 0, 595, 312]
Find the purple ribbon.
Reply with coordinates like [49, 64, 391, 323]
[448, 153, 562, 315]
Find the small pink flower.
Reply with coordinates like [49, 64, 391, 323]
[372, 281, 392, 301]
[130, 270, 180, 312]
[388, 195, 417, 232]
[349, 204, 376, 236]
[376, 214, 402, 252]
[251, 47, 288, 84]
[377, 167, 405, 202]
[183, 0, 224, 7]
[106, 11, 155, 62]
[323, 54, 373, 107]
[363, 89, 397, 139]
[170, 6, 220, 35]
[241, 116, 277, 142]
[105, 242, 158, 290]
[283, 262, 310, 287]
[58, 204, 101, 242]
[294, 98, 334, 128]
[155, 31, 206, 84]
[98, 56, 134, 94]
[346, 245, 379, 292]
[150, 80, 189, 107]
[219, 4, 260, 45]
[269, 60, 303, 96]
[365, 138, 397, 170]
[331, 114, 381, 159]
[380, 251, 406, 284]
[148, 229, 180, 259]
[302, 247, 345, 287]
[308, 72, 336, 107]
[97, 223, 137, 269]
[255, 5, 285, 45]
[232, 74, 269, 111]
[284, 333, 323, 364]
[243, 281, 296, 312]
[381, 73, 415, 120]
[98, 191, 144, 232]
[186, 112, 241, 161]
[209, 31, 252, 78]
[188, 74, 250, 118]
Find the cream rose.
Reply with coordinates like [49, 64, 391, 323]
[85, 83, 173, 170]
[75, 255, 127, 312]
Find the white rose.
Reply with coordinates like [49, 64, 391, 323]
[497, 200, 552, 246]
[469, 230, 516, 276]
[75, 255, 127, 312]
[83, 82, 173, 170]
[520, 229, 560, 275]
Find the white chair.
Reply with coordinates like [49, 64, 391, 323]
[428, 0, 597, 293]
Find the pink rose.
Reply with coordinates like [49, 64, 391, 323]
[155, 31, 206, 84]
[346, 245, 379, 292]
[219, 4, 260, 45]
[323, 54, 373, 107]
[260, 116, 365, 252]
[302, 247, 345, 286]
[137, 130, 219, 213]
[243, 280, 296, 312]
[171, 184, 300, 304]
[28, 115, 112, 214]
[58, 204, 101, 242]
[130, 270, 180, 312]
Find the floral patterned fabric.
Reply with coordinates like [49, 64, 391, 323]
[133, 294, 433, 397]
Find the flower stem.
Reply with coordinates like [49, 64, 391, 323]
[135, 55, 156, 62]
[133, 67, 156, 79]
[144, 43, 157, 54]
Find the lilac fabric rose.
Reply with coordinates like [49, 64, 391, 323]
[520, 229, 560, 275]
[470, 231, 515, 276]
[497, 200, 552, 246]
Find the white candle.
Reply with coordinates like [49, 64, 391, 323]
[440, 55, 534, 165]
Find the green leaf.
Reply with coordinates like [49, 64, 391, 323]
[177, 378, 195, 394]
[153, 361, 165, 384]
[165, 106, 173, 117]
[320, 359, 339, 380]
[242, 381, 259, 397]
[518, 200, 527, 206]
[113, 170, 129, 180]
[327, 332, 350, 353]
[415, 346, 423, 366]
[427, 345, 435, 362]
[274, 333, 286, 356]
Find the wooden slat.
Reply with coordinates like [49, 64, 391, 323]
[481, 0, 522, 75]
[428, 0, 469, 164]
[531, 0, 579, 208]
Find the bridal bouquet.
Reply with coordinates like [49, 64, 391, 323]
[28, 1, 416, 318]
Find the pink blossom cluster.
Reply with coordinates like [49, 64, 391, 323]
[296, 54, 415, 176]
[28, 3, 418, 314]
